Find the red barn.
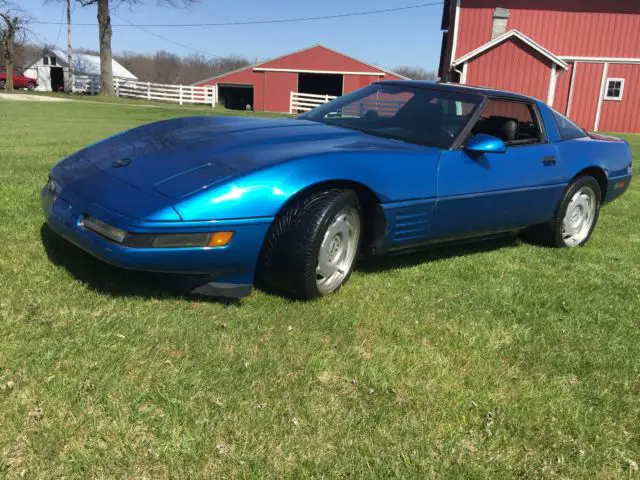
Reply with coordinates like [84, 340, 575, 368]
[194, 45, 406, 114]
[439, 1, 640, 132]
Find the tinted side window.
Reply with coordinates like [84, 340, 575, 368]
[552, 110, 586, 140]
[302, 85, 483, 149]
[471, 99, 542, 145]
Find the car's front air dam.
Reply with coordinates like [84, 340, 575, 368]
[41, 187, 271, 297]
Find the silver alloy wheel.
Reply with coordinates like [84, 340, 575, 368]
[316, 205, 361, 294]
[561, 186, 597, 246]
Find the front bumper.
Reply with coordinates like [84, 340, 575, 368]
[41, 186, 271, 297]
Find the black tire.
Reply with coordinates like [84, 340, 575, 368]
[27, 82, 36, 91]
[257, 189, 362, 300]
[0, 80, 5, 89]
[524, 176, 601, 247]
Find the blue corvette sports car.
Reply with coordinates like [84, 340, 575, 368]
[42, 81, 632, 299]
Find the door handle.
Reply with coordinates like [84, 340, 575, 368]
[543, 156, 556, 166]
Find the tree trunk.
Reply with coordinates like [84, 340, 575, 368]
[3, 22, 15, 92]
[97, 0, 113, 96]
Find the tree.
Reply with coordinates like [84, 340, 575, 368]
[0, 1, 29, 92]
[73, 0, 198, 96]
[114, 51, 250, 85]
[0, 42, 40, 69]
[394, 66, 438, 81]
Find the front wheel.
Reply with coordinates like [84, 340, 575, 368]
[0, 80, 5, 89]
[257, 189, 362, 300]
[27, 82, 36, 91]
[525, 176, 601, 247]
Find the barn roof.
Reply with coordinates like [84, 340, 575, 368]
[194, 44, 409, 85]
[24, 48, 138, 80]
[452, 29, 568, 70]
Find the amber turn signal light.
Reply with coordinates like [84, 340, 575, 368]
[208, 231, 234, 247]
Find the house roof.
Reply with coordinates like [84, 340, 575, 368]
[24, 48, 138, 79]
[193, 44, 409, 85]
[452, 29, 568, 70]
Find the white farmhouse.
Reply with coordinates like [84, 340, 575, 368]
[22, 48, 138, 93]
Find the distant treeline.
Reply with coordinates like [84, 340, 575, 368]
[0, 43, 41, 70]
[393, 66, 438, 81]
[114, 51, 252, 85]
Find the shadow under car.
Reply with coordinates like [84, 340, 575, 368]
[41, 223, 521, 302]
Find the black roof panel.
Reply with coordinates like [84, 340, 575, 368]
[376, 80, 539, 103]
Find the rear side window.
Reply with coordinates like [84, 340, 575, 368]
[552, 110, 586, 140]
[470, 99, 543, 145]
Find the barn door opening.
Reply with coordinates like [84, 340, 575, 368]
[218, 84, 254, 110]
[298, 73, 343, 97]
[50, 67, 64, 92]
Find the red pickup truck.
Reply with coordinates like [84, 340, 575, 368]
[0, 69, 38, 90]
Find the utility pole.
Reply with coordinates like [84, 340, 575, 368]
[66, 0, 73, 92]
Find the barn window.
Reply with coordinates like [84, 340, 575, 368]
[50, 56, 57, 66]
[604, 78, 624, 101]
[43, 56, 49, 65]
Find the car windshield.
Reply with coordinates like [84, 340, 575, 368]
[299, 84, 483, 149]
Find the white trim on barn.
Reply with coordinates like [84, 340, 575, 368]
[450, 0, 461, 69]
[547, 63, 557, 105]
[566, 62, 578, 116]
[460, 62, 467, 84]
[453, 29, 569, 70]
[253, 67, 385, 76]
[594, 62, 609, 131]
[559, 56, 640, 64]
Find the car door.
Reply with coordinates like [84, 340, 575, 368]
[433, 98, 566, 239]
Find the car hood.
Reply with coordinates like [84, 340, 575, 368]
[60, 116, 418, 200]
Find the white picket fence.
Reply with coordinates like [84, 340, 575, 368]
[69, 76, 217, 107]
[290, 91, 337, 113]
[72, 74, 100, 94]
[114, 78, 217, 107]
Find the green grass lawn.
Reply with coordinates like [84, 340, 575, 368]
[0, 98, 638, 478]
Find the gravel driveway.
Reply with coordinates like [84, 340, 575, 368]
[0, 93, 70, 102]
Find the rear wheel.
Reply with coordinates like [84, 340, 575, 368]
[525, 176, 601, 247]
[258, 189, 362, 300]
[0, 80, 5, 89]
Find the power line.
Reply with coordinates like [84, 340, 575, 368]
[31, 2, 444, 28]
[112, 12, 215, 57]
[52, 1, 66, 46]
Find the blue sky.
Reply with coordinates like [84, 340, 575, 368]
[24, 0, 444, 71]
